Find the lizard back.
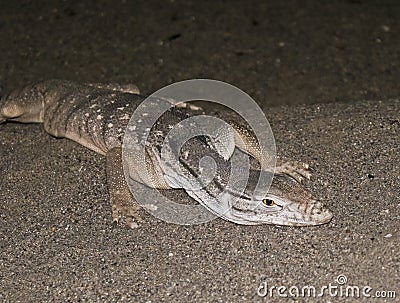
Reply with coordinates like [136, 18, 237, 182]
[0, 80, 143, 155]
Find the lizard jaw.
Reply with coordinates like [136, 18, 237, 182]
[228, 201, 333, 226]
[277, 202, 333, 226]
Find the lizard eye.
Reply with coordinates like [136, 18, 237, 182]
[262, 198, 275, 206]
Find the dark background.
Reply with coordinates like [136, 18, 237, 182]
[1, 0, 399, 105]
[0, 1, 399, 302]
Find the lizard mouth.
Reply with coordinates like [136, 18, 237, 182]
[273, 210, 333, 226]
[259, 200, 333, 226]
[286, 203, 333, 226]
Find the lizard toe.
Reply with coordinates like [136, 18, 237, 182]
[275, 160, 312, 183]
[112, 203, 142, 229]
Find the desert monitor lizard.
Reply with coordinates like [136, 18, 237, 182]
[0, 80, 333, 227]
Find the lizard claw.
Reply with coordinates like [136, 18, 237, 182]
[112, 203, 142, 229]
[274, 160, 312, 183]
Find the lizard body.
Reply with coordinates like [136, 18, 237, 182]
[0, 80, 333, 227]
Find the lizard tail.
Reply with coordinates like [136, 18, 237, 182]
[0, 83, 45, 124]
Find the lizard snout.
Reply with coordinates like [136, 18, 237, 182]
[307, 200, 333, 224]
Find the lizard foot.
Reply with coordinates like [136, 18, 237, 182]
[275, 160, 312, 183]
[106, 147, 144, 229]
[112, 202, 143, 229]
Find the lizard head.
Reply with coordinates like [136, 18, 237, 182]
[220, 171, 333, 226]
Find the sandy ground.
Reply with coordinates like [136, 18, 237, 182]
[0, 1, 399, 302]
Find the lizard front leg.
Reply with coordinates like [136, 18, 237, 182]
[230, 123, 312, 183]
[106, 147, 142, 228]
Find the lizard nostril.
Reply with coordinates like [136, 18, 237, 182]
[310, 201, 323, 215]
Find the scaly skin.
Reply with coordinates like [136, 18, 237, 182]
[0, 80, 333, 227]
